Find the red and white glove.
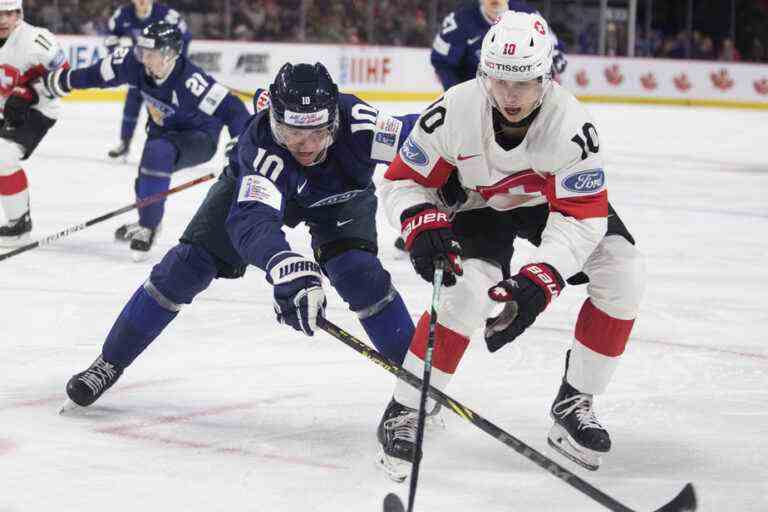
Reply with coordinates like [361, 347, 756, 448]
[484, 263, 564, 352]
[400, 203, 463, 286]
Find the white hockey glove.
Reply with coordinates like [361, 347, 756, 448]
[267, 252, 327, 336]
[41, 68, 72, 99]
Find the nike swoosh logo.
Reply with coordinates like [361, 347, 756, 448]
[297, 180, 308, 194]
[457, 153, 481, 161]
[467, 36, 481, 45]
[336, 219, 354, 227]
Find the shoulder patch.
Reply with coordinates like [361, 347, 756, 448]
[370, 114, 403, 162]
[198, 82, 228, 115]
[237, 174, 282, 211]
[48, 48, 66, 69]
[560, 168, 605, 194]
[400, 137, 429, 166]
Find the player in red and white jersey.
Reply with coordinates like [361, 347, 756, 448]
[376, 11, 645, 477]
[0, 0, 67, 246]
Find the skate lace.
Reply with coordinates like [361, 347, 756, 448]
[383, 411, 419, 443]
[553, 394, 604, 431]
[133, 227, 153, 243]
[78, 359, 118, 394]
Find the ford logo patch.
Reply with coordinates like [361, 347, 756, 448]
[562, 169, 605, 193]
[401, 137, 429, 166]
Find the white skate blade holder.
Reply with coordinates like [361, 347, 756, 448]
[376, 448, 411, 483]
[58, 398, 83, 415]
[547, 422, 604, 471]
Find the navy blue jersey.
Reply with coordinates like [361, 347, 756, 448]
[225, 93, 418, 270]
[106, 3, 191, 53]
[431, 1, 564, 90]
[67, 48, 248, 140]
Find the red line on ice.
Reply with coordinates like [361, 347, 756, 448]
[96, 402, 347, 471]
[0, 378, 180, 413]
[0, 439, 18, 456]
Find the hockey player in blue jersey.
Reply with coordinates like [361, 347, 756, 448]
[431, 0, 567, 90]
[104, 0, 191, 160]
[60, 62, 421, 411]
[43, 21, 248, 261]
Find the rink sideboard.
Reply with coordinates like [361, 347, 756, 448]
[57, 35, 768, 110]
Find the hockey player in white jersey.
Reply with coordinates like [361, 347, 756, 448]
[0, 0, 66, 246]
[376, 11, 645, 478]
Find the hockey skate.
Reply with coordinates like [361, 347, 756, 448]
[61, 354, 124, 412]
[129, 225, 160, 262]
[375, 398, 443, 482]
[376, 398, 419, 482]
[114, 222, 143, 242]
[547, 377, 611, 471]
[0, 211, 32, 247]
[107, 139, 130, 161]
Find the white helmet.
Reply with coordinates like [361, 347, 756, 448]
[477, 11, 554, 123]
[0, 0, 22, 11]
[479, 10, 553, 82]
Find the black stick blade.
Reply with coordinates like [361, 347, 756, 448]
[383, 493, 405, 512]
[654, 483, 697, 512]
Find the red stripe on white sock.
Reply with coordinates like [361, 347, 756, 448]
[409, 311, 470, 374]
[574, 299, 635, 357]
[0, 169, 28, 196]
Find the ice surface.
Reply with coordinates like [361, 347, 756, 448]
[1, 101, 766, 511]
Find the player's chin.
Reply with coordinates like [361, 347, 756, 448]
[501, 107, 525, 123]
[295, 152, 319, 166]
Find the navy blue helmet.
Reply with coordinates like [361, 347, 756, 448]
[136, 21, 184, 58]
[269, 62, 339, 134]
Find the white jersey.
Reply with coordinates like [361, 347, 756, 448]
[380, 80, 609, 279]
[0, 21, 66, 120]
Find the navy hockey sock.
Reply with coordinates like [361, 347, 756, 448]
[360, 291, 414, 364]
[102, 244, 218, 367]
[103, 285, 178, 367]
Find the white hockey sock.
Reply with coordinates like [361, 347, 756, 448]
[0, 168, 30, 222]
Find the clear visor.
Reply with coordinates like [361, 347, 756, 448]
[477, 71, 549, 122]
[270, 113, 338, 166]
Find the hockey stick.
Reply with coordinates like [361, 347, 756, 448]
[406, 261, 444, 512]
[0, 173, 215, 262]
[317, 317, 697, 512]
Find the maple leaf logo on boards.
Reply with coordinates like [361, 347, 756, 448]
[710, 68, 734, 91]
[604, 64, 623, 86]
[575, 69, 589, 88]
[753, 78, 768, 96]
[673, 73, 692, 92]
[640, 72, 657, 90]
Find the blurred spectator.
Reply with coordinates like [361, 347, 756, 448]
[718, 37, 741, 61]
[748, 37, 766, 62]
[14, 0, 768, 58]
[692, 35, 716, 60]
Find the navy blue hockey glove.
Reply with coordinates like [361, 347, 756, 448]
[267, 252, 327, 336]
[552, 50, 568, 75]
[400, 203, 463, 287]
[484, 263, 564, 352]
[41, 67, 72, 99]
[2, 86, 38, 128]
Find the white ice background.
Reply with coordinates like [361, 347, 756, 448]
[1, 101, 767, 511]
